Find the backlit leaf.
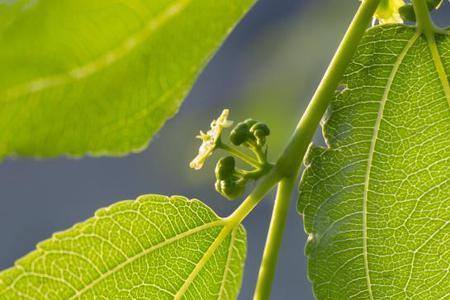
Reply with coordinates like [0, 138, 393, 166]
[0, 0, 255, 159]
[0, 195, 246, 299]
[298, 25, 450, 299]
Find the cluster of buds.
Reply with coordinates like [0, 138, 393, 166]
[230, 119, 270, 148]
[214, 156, 246, 200]
[190, 109, 272, 200]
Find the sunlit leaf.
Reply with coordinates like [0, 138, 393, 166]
[0, 0, 255, 159]
[298, 25, 450, 299]
[0, 195, 246, 299]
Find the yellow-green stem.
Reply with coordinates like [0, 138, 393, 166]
[412, 0, 438, 37]
[276, 0, 381, 178]
[227, 168, 282, 226]
[221, 0, 381, 298]
[253, 177, 296, 300]
[252, 0, 382, 298]
[218, 142, 261, 168]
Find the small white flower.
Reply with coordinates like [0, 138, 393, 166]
[190, 109, 233, 170]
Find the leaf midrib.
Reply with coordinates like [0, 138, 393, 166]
[218, 228, 237, 300]
[68, 219, 224, 299]
[427, 33, 450, 110]
[361, 31, 421, 300]
[2, 0, 192, 103]
[173, 225, 235, 300]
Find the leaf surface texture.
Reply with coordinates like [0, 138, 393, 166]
[0, 195, 246, 299]
[0, 0, 254, 158]
[298, 25, 450, 299]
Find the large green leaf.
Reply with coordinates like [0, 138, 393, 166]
[0, 195, 246, 299]
[0, 0, 255, 159]
[298, 25, 450, 299]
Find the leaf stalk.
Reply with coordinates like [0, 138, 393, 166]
[252, 0, 382, 298]
[253, 177, 295, 300]
[218, 142, 262, 168]
[412, 0, 439, 37]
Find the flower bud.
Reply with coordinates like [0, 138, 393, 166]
[230, 122, 252, 146]
[215, 178, 245, 200]
[215, 156, 236, 180]
[250, 122, 270, 146]
[243, 119, 258, 128]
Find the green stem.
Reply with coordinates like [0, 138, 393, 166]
[253, 177, 295, 300]
[223, 0, 380, 297]
[229, 0, 381, 228]
[412, 0, 438, 37]
[412, 0, 450, 108]
[276, 0, 381, 178]
[227, 168, 282, 226]
[218, 142, 261, 168]
[252, 144, 267, 164]
[252, 0, 381, 298]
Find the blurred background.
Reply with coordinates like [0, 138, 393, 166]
[1, 1, 449, 299]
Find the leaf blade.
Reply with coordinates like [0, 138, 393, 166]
[0, 0, 255, 159]
[298, 25, 450, 299]
[0, 195, 246, 299]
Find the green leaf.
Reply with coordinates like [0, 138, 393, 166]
[298, 25, 450, 299]
[0, 195, 246, 299]
[0, 0, 255, 159]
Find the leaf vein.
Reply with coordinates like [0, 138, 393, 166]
[68, 220, 223, 299]
[2, 0, 192, 103]
[362, 31, 421, 300]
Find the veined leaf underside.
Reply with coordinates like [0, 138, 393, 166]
[0, 195, 246, 300]
[298, 24, 450, 299]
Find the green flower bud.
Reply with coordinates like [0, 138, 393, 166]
[215, 156, 236, 180]
[243, 118, 258, 128]
[250, 122, 270, 146]
[215, 178, 245, 200]
[229, 119, 271, 147]
[250, 123, 270, 136]
[230, 122, 252, 146]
